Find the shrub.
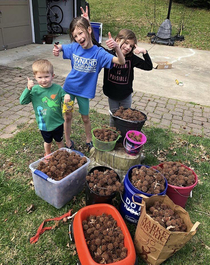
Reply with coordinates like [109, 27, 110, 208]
[174, 0, 210, 9]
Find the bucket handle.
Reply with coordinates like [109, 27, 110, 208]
[190, 221, 200, 232]
[120, 192, 144, 207]
[173, 188, 192, 198]
[123, 137, 142, 151]
[34, 169, 48, 181]
[131, 193, 149, 207]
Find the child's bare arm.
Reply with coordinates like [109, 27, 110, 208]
[106, 32, 125, 65]
[53, 44, 62, 57]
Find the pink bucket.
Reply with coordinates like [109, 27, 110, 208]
[123, 130, 147, 156]
[153, 164, 198, 208]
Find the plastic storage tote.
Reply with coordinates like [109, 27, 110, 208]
[29, 148, 90, 209]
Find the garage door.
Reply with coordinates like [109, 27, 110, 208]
[0, 0, 32, 51]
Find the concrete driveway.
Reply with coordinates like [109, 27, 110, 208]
[0, 34, 209, 139]
[1, 34, 210, 106]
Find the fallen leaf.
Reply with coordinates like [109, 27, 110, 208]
[205, 245, 210, 250]
[51, 220, 60, 229]
[26, 204, 35, 214]
[62, 217, 68, 223]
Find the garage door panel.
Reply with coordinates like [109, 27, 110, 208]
[0, 0, 32, 51]
[1, 6, 30, 26]
[3, 25, 32, 48]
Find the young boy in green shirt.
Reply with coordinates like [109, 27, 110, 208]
[20, 59, 70, 156]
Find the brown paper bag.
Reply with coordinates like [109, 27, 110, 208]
[134, 195, 200, 265]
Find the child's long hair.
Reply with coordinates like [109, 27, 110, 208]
[116, 29, 137, 56]
[69, 16, 92, 42]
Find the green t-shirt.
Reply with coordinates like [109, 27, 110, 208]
[20, 83, 66, 131]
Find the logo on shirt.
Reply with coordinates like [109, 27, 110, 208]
[108, 60, 130, 84]
[73, 54, 97, 73]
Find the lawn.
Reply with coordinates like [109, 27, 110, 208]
[88, 0, 210, 51]
[1, 1, 210, 264]
[0, 110, 210, 264]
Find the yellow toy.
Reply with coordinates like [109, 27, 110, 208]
[62, 101, 74, 113]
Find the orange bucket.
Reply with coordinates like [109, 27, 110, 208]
[72, 204, 136, 265]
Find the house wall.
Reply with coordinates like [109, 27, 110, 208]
[32, 0, 48, 44]
[0, 0, 89, 50]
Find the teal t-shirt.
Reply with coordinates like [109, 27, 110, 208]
[20, 83, 66, 131]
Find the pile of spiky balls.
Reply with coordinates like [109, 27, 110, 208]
[155, 161, 196, 187]
[37, 150, 87, 181]
[147, 201, 187, 232]
[127, 131, 142, 142]
[113, 106, 145, 121]
[130, 166, 166, 194]
[86, 169, 124, 196]
[93, 127, 120, 142]
[82, 213, 127, 263]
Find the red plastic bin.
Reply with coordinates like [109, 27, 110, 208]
[73, 204, 136, 265]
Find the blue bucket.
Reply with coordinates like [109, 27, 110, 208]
[119, 165, 168, 224]
[90, 22, 102, 43]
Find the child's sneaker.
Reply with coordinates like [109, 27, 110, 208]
[86, 141, 93, 151]
[65, 140, 75, 149]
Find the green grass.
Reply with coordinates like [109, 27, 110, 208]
[88, 0, 210, 50]
[0, 109, 210, 264]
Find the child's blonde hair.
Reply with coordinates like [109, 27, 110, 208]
[32, 59, 54, 75]
[116, 29, 137, 55]
[69, 16, 91, 42]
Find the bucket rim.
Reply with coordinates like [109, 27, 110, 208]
[91, 127, 121, 143]
[109, 108, 147, 123]
[86, 166, 120, 197]
[126, 130, 147, 145]
[125, 164, 168, 196]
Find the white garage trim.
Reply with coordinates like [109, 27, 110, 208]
[29, 0, 35, 43]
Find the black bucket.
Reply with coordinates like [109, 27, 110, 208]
[109, 108, 147, 141]
[85, 166, 120, 205]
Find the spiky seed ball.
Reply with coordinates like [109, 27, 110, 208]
[95, 238, 101, 246]
[101, 244, 107, 251]
[107, 243, 113, 250]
